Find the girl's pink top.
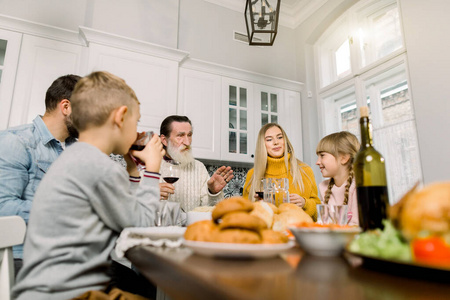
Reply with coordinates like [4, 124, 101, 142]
[318, 178, 359, 226]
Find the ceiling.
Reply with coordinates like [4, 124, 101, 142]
[205, 0, 328, 29]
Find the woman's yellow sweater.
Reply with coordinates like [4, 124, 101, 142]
[243, 156, 321, 221]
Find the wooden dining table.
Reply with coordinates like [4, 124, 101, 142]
[126, 244, 450, 300]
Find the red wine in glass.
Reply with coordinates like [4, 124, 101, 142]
[130, 144, 146, 151]
[130, 131, 153, 151]
[129, 131, 154, 171]
[163, 177, 179, 184]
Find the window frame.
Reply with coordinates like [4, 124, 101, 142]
[313, 0, 422, 203]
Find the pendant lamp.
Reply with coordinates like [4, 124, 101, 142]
[245, 0, 281, 46]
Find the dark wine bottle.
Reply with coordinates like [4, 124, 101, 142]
[353, 106, 390, 231]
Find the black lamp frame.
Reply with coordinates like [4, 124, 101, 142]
[244, 0, 281, 46]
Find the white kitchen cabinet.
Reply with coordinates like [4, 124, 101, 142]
[221, 77, 255, 163]
[281, 90, 303, 160]
[252, 85, 303, 159]
[253, 84, 286, 130]
[178, 68, 221, 160]
[8, 34, 84, 127]
[221, 81, 303, 163]
[178, 64, 303, 164]
[85, 43, 180, 133]
[0, 29, 21, 130]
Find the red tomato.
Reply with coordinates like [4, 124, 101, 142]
[412, 236, 450, 267]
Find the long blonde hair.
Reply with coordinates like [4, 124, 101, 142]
[316, 131, 360, 205]
[244, 123, 309, 199]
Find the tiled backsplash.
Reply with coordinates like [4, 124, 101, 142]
[110, 155, 250, 198]
[204, 164, 250, 198]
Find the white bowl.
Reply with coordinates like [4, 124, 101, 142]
[186, 211, 212, 225]
[288, 226, 361, 257]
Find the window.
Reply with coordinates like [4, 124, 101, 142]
[315, 0, 421, 204]
[316, 16, 351, 87]
[335, 40, 351, 77]
[357, 1, 403, 67]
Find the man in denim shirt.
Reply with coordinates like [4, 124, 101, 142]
[0, 74, 81, 273]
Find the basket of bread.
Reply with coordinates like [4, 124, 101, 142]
[183, 197, 303, 258]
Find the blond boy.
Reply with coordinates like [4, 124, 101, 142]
[13, 71, 164, 300]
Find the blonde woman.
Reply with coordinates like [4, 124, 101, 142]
[243, 123, 320, 221]
[315, 131, 360, 226]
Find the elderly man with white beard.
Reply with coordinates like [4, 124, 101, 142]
[159, 115, 234, 212]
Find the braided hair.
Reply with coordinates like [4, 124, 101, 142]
[316, 131, 360, 204]
[323, 170, 354, 205]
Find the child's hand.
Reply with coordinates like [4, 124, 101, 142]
[123, 153, 140, 177]
[131, 134, 164, 173]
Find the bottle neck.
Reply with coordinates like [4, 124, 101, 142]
[360, 116, 373, 147]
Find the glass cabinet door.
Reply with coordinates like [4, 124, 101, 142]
[0, 29, 21, 130]
[0, 39, 6, 81]
[254, 84, 284, 134]
[228, 85, 248, 154]
[260, 90, 279, 125]
[221, 78, 254, 163]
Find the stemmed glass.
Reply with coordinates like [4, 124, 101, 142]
[163, 164, 180, 192]
[129, 131, 153, 171]
[158, 163, 180, 226]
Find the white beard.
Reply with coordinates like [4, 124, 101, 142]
[167, 141, 195, 167]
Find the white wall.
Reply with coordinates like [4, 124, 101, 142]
[0, 0, 297, 81]
[399, 0, 450, 183]
[178, 0, 297, 80]
[0, 0, 179, 48]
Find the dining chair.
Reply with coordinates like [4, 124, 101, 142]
[0, 216, 26, 300]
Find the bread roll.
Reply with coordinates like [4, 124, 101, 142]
[212, 197, 254, 221]
[272, 210, 313, 232]
[266, 202, 279, 214]
[219, 211, 267, 232]
[260, 229, 289, 244]
[184, 220, 218, 242]
[213, 229, 261, 244]
[250, 201, 274, 228]
[399, 182, 450, 240]
[278, 203, 303, 214]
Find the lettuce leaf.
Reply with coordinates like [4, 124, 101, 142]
[348, 220, 412, 262]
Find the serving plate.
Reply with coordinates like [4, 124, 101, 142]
[183, 239, 295, 259]
[345, 249, 450, 282]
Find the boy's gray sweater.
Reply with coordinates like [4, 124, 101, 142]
[13, 142, 160, 300]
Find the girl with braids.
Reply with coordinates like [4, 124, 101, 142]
[316, 131, 360, 226]
[243, 123, 320, 221]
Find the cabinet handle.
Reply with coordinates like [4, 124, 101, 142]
[251, 154, 254, 158]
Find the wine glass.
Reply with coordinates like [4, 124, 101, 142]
[158, 164, 180, 226]
[129, 131, 153, 171]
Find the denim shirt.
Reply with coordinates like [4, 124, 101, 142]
[0, 116, 75, 258]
